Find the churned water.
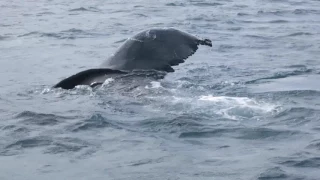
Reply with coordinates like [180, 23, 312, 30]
[1, 0, 320, 179]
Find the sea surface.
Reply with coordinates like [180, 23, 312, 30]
[1, 0, 320, 179]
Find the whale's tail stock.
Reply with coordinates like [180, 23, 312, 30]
[53, 28, 212, 90]
[53, 69, 127, 89]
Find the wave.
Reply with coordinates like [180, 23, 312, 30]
[1, 125, 30, 138]
[249, 74, 320, 93]
[15, 111, 74, 126]
[227, 27, 242, 31]
[257, 10, 289, 16]
[257, 167, 289, 179]
[145, 81, 162, 89]
[198, 95, 279, 120]
[272, 107, 320, 119]
[243, 34, 273, 40]
[192, 2, 223, 7]
[179, 127, 305, 140]
[67, 113, 124, 132]
[306, 139, 320, 151]
[237, 19, 289, 24]
[5, 136, 52, 150]
[129, 157, 165, 167]
[269, 20, 289, 23]
[285, 32, 313, 37]
[246, 69, 313, 84]
[276, 156, 320, 168]
[283, 64, 309, 69]
[165, 3, 185, 6]
[0, 35, 10, 40]
[293, 9, 320, 15]
[237, 12, 250, 16]
[18, 31, 73, 39]
[44, 137, 91, 154]
[239, 9, 320, 18]
[137, 95, 280, 134]
[18, 28, 106, 39]
[133, 13, 148, 17]
[61, 28, 86, 33]
[186, 14, 219, 22]
[137, 115, 205, 134]
[36, 11, 55, 16]
[69, 7, 100, 12]
[1, 136, 93, 156]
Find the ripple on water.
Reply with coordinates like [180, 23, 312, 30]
[237, 12, 250, 16]
[246, 68, 313, 84]
[179, 127, 305, 140]
[306, 139, 320, 151]
[276, 156, 320, 168]
[15, 111, 74, 126]
[18, 28, 107, 40]
[44, 137, 91, 154]
[137, 115, 206, 134]
[1, 125, 30, 138]
[1, 136, 52, 156]
[165, 2, 185, 7]
[68, 7, 100, 12]
[257, 167, 288, 180]
[36, 11, 55, 16]
[1, 136, 94, 156]
[198, 95, 279, 120]
[67, 113, 124, 132]
[192, 2, 223, 6]
[257, 10, 289, 16]
[273, 107, 319, 122]
[249, 76, 320, 94]
[293, 9, 320, 15]
[0, 35, 10, 40]
[285, 32, 313, 37]
[5, 136, 52, 149]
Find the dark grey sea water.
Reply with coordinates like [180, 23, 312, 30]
[1, 0, 320, 179]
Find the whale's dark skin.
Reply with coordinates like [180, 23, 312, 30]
[53, 28, 212, 89]
[53, 69, 127, 89]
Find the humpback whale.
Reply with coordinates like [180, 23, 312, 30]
[54, 28, 212, 89]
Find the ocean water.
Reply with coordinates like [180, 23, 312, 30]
[1, 0, 320, 179]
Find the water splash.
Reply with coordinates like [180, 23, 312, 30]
[101, 78, 114, 87]
[199, 95, 280, 120]
[145, 81, 162, 89]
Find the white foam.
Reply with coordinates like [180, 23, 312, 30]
[41, 88, 52, 94]
[75, 85, 91, 89]
[128, 37, 143, 42]
[200, 95, 253, 105]
[102, 78, 114, 87]
[145, 30, 150, 37]
[145, 81, 162, 89]
[145, 30, 156, 40]
[199, 95, 279, 120]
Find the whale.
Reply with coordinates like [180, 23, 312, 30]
[53, 28, 212, 89]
